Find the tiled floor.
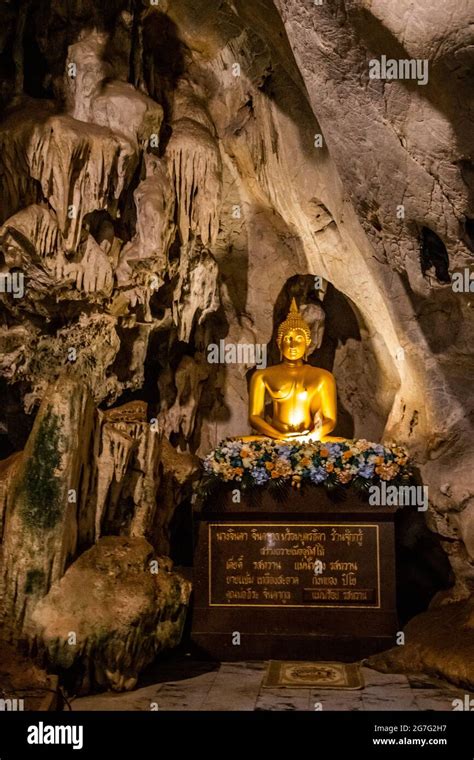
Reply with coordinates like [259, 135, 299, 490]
[70, 660, 469, 711]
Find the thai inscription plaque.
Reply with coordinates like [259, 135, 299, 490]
[209, 522, 380, 609]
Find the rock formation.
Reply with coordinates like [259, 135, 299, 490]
[368, 595, 474, 691]
[1, 376, 96, 634]
[0, 0, 472, 690]
[28, 536, 191, 693]
[0, 378, 195, 690]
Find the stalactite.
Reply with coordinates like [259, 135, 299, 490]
[167, 117, 222, 247]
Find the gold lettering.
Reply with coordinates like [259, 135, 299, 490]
[253, 560, 282, 571]
[225, 555, 244, 570]
[311, 575, 338, 586]
[262, 590, 292, 601]
[330, 528, 364, 547]
[342, 572, 357, 586]
[294, 560, 327, 571]
[256, 574, 299, 585]
[329, 560, 358, 571]
[258, 545, 324, 558]
[217, 529, 249, 541]
[225, 588, 259, 600]
[225, 574, 255, 585]
[308, 589, 340, 601]
[342, 590, 368, 601]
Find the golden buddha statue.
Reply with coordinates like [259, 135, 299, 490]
[248, 299, 340, 442]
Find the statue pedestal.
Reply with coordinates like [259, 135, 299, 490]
[191, 488, 399, 661]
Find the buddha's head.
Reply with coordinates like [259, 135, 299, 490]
[277, 298, 312, 362]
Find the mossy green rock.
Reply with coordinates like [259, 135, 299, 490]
[19, 410, 62, 531]
[1, 376, 96, 634]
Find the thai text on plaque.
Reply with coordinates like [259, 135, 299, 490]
[209, 523, 381, 608]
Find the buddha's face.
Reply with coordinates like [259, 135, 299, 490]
[279, 328, 309, 361]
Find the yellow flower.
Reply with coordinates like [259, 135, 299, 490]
[326, 463, 334, 472]
[343, 451, 352, 460]
[265, 462, 275, 471]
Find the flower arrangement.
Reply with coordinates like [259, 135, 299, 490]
[201, 437, 411, 495]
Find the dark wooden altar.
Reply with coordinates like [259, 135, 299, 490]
[191, 487, 399, 661]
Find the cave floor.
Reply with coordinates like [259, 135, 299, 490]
[70, 660, 468, 712]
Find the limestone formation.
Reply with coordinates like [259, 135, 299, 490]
[0, 381, 194, 668]
[0, 452, 22, 548]
[172, 247, 220, 343]
[1, 376, 96, 633]
[155, 437, 200, 555]
[116, 156, 176, 292]
[367, 597, 474, 690]
[28, 536, 191, 693]
[0, 0, 472, 694]
[167, 116, 222, 248]
[94, 401, 162, 541]
[160, 356, 209, 443]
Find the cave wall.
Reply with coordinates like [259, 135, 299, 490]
[0, 0, 472, 600]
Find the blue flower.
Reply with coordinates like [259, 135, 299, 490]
[310, 466, 328, 484]
[253, 467, 270, 485]
[359, 464, 375, 479]
[275, 444, 292, 459]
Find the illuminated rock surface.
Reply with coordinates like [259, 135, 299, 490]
[28, 536, 191, 693]
[0, 0, 472, 692]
